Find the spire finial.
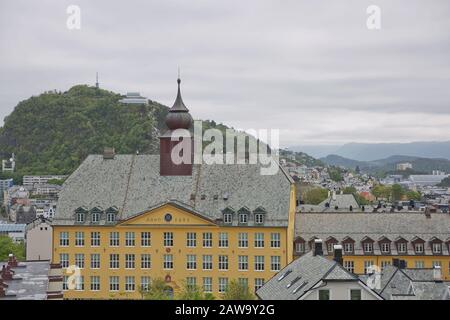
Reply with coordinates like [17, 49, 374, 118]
[177, 67, 181, 85]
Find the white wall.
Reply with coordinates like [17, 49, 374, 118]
[26, 222, 52, 260]
[302, 281, 380, 300]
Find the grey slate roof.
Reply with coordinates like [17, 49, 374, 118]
[256, 251, 359, 300]
[54, 154, 292, 226]
[371, 265, 450, 300]
[295, 212, 450, 255]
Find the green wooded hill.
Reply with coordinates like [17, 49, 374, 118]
[0, 85, 227, 179]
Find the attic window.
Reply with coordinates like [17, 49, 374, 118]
[91, 212, 100, 223]
[239, 213, 248, 224]
[223, 213, 232, 224]
[286, 276, 301, 288]
[76, 212, 85, 223]
[277, 269, 292, 281]
[107, 212, 116, 223]
[255, 213, 264, 224]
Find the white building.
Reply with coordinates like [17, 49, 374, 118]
[22, 175, 67, 188]
[396, 162, 413, 171]
[26, 218, 53, 261]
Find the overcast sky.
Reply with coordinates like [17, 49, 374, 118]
[1, 0, 450, 147]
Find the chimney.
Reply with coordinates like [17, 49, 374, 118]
[7, 254, 17, 268]
[103, 147, 115, 160]
[313, 239, 323, 256]
[332, 191, 336, 201]
[333, 244, 343, 265]
[433, 266, 442, 282]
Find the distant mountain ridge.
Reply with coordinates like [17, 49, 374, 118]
[290, 141, 450, 161]
[321, 154, 450, 174]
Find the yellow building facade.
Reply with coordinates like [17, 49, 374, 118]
[54, 192, 296, 299]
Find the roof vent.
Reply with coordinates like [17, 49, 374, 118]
[313, 239, 323, 256]
[286, 276, 301, 288]
[190, 194, 196, 200]
[223, 193, 229, 201]
[213, 195, 218, 200]
[201, 194, 206, 200]
[103, 147, 115, 160]
[292, 281, 308, 294]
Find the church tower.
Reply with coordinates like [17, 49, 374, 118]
[159, 78, 194, 176]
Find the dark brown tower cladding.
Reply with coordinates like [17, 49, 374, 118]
[160, 78, 194, 176]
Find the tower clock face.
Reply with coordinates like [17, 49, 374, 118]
[164, 213, 172, 222]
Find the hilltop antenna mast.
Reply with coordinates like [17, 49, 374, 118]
[96, 72, 99, 89]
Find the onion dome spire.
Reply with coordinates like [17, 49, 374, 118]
[165, 76, 193, 130]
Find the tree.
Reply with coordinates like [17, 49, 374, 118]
[372, 184, 391, 200]
[177, 281, 215, 300]
[223, 280, 255, 300]
[328, 168, 343, 182]
[302, 188, 329, 205]
[391, 184, 405, 201]
[342, 186, 357, 194]
[438, 177, 450, 187]
[47, 178, 65, 186]
[406, 190, 421, 201]
[142, 278, 173, 300]
[0, 236, 25, 261]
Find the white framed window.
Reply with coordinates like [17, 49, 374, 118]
[218, 255, 228, 270]
[75, 253, 85, 269]
[125, 276, 135, 292]
[239, 213, 248, 224]
[109, 276, 119, 291]
[254, 255, 265, 271]
[327, 242, 335, 253]
[75, 276, 84, 291]
[270, 233, 281, 248]
[163, 254, 173, 269]
[141, 254, 151, 269]
[91, 212, 100, 223]
[91, 232, 100, 247]
[295, 242, 305, 253]
[141, 277, 151, 292]
[380, 242, 390, 254]
[218, 278, 228, 293]
[202, 232, 212, 248]
[239, 278, 248, 288]
[415, 260, 425, 268]
[164, 232, 173, 247]
[271, 256, 281, 271]
[187, 232, 197, 247]
[60, 253, 69, 268]
[141, 232, 151, 247]
[415, 243, 424, 254]
[186, 277, 196, 289]
[187, 254, 197, 270]
[125, 232, 135, 247]
[238, 232, 248, 248]
[432, 243, 442, 254]
[381, 260, 391, 270]
[109, 254, 119, 269]
[90, 276, 100, 291]
[90, 254, 100, 269]
[63, 276, 69, 291]
[75, 232, 84, 246]
[76, 212, 85, 223]
[60, 232, 69, 246]
[219, 232, 228, 248]
[363, 242, 373, 253]
[125, 254, 135, 269]
[344, 243, 354, 253]
[397, 242, 407, 254]
[238, 255, 248, 271]
[432, 261, 442, 268]
[254, 233, 264, 248]
[202, 255, 213, 270]
[350, 289, 361, 300]
[223, 213, 232, 224]
[203, 277, 212, 293]
[106, 212, 115, 223]
[110, 232, 119, 247]
[344, 260, 354, 273]
[254, 278, 264, 292]
[255, 214, 264, 224]
[364, 260, 374, 274]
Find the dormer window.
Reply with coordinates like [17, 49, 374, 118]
[92, 212, 100, 223]
[223, 213, 232, 224]
[363, 242, 373, 253]
[412, 236, 425, 254]
[76, 212, 85, 223]
[107, 212, 116, 223]
[255, 214, 264, 224]
[239, 213, 248, 224]
[253, 206, 266, 225]
[432, 243, 442, 254]
[415, 243, 424, 254]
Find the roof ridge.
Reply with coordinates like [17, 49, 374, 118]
[119, 154, 136, 219]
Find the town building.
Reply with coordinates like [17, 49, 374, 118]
[396, 162, 413, 171]
[119, 92, 148, 105]
[1, 154, 15, 172]
[26, 218, 53, 261]
[0, 178, 13, 201]
[0, 223, 26, 242]
[257, 240, 382, 300]
[51, 78, 296, 299]
[294, 212, 450, 281]
[22, 175, 67, 188]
